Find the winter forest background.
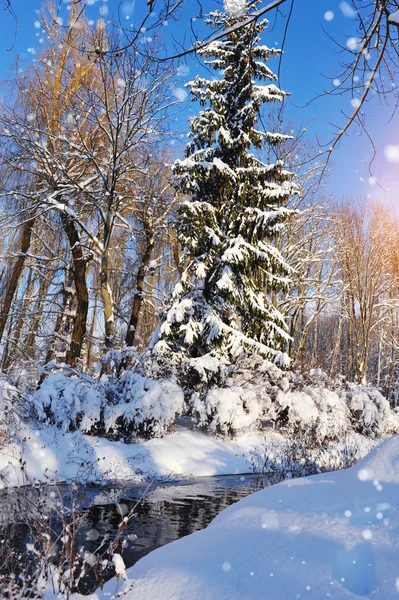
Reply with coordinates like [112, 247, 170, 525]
[1, 0, 399, 398]
[0, 0, 398, 436]
[2, 0, 399, 598]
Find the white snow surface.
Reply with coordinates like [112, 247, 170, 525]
[0, 426, 281, 488]
[1, 366, 398, 488]
[0, 424, 377, 490]
[224, 0, 247, 18]
[73, 434, 399, 599]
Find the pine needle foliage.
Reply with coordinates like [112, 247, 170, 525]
[153, 1, 297, 383]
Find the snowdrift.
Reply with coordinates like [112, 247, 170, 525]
[95, 434, 399, 600]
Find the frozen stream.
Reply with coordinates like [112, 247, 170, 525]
[0, 474, 268, 594]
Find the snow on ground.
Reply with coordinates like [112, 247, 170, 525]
[0, 425, 282, 488]
[78, 434, 399, 600]
[0, 423, 377, 489]
[1, 366, 389, 489]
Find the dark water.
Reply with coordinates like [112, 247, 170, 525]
[0, 474, 266, 594]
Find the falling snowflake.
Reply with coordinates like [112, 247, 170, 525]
[224, 0, 247, 18]
[85, 552, 98, 566]
[173, 87, 188, 102]
[384, 145, 399, 163]
[347, 37, 361, 52]
[324, 11, 334, 21]
[121, 1, 135, 18]
[350, 97, 361, 108]
[340, 1, 356, 18]
[362, 529, 373, 540]
[177, 64, 190, 77]
[86, 528, 100, 541]
[358, 468, 371, 481]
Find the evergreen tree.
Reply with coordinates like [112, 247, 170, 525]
[152, 0, 296, 384]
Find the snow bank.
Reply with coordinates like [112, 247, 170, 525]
[0, 427, 276, 488]
[0, 426, 376, 490]
[1, 363, 398, 488]
[91, 434, 399, 600]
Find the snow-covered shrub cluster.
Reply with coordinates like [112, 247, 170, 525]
[0, 373, 31, 445]
[346, 384, 395, 438]
[183, 359, 399, 440]
[247, 435, 364, 486]
[107, 371, 185, 438]
[34, 371, 103, 433]
[34, 367, 185, 439]
[31, 361, 399, 443]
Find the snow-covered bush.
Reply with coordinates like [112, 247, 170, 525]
[34, 367, 185, 439]
[34, 371, 104, 433]
[30, 362, 399, 443]
[346, 385, 398, 438]
[185, 355, 278, 434]
[107, 371, 185, 438]
[192, 386, 261, 435]
[0, 373, 32, 445]
[181, 360, 399, 441]
[275, 386, 350, 442]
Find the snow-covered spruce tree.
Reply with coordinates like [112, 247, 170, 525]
[151, 0, 296, 392]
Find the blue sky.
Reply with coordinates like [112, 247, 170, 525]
[1, 0, 397, 205]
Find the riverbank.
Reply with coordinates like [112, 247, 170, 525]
[2, 365, 395, 489]
[76, 434, 399, 600]
[0, 422, 378, 489]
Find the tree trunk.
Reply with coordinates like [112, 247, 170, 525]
[86, 289, 98, 370]
[61, 214, 89, 367]
[346, 319, 352, 381]
[44, 268, 74, 364]
[3, 267, 36, 371]
[1, 305, 16, 372]
[170, 228, 183, 276]
[0, 218, 35, 343]
[125, 232, 155, 347]
[100, 254, 114, 349]
[330, 315, 343, 378]
[23, 271, 53, 358]
[1, 268, 35, 372]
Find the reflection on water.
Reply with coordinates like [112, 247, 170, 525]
[0, 475, 267, 594]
